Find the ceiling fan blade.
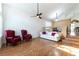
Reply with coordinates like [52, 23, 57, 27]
[31, 15, 37, 17]
[39, 13, 42, 15]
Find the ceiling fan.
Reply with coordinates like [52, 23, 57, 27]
[31, 3, 42, 19]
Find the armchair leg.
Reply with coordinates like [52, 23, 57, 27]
[5, 42, 8, 47]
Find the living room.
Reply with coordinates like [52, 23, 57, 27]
[0, 2, 79, 56]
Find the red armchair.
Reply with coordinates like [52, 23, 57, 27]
[5, 30, 21, 46]
[21, 30, 32, 41]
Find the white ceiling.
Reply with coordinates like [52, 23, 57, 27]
[3, 3, 79, 21]
[40, 3, 79, 20]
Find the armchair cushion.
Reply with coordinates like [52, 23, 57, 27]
[6, 37, 13, 43]
[15, 35, 21, 41]
[23, 34, 32, 39]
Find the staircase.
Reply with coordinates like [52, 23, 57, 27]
[62, 36, 79, 48]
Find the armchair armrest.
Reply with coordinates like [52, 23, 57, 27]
[15, 35, 20, 38]
[6, 37, 13, 39]
[6, 37, 13, 43]
[24, 34, 31, 37]
[27, 34, 32, 36]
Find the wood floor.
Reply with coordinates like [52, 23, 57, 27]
[0, 37, 79, 56]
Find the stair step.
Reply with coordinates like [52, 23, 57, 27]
[65, 38, 79, 42]
[67, 36, 79, 39]
[62, 39, 79, 45]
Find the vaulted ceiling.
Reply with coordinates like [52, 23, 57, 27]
[3, 3, 79, 21]
[40, 3, 79, 20]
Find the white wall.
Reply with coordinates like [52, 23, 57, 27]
[2, 4, 45, 40]
[0, 3, 2, 48]
[45, 20, 52, 27]
[0, 13, 2, 48]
